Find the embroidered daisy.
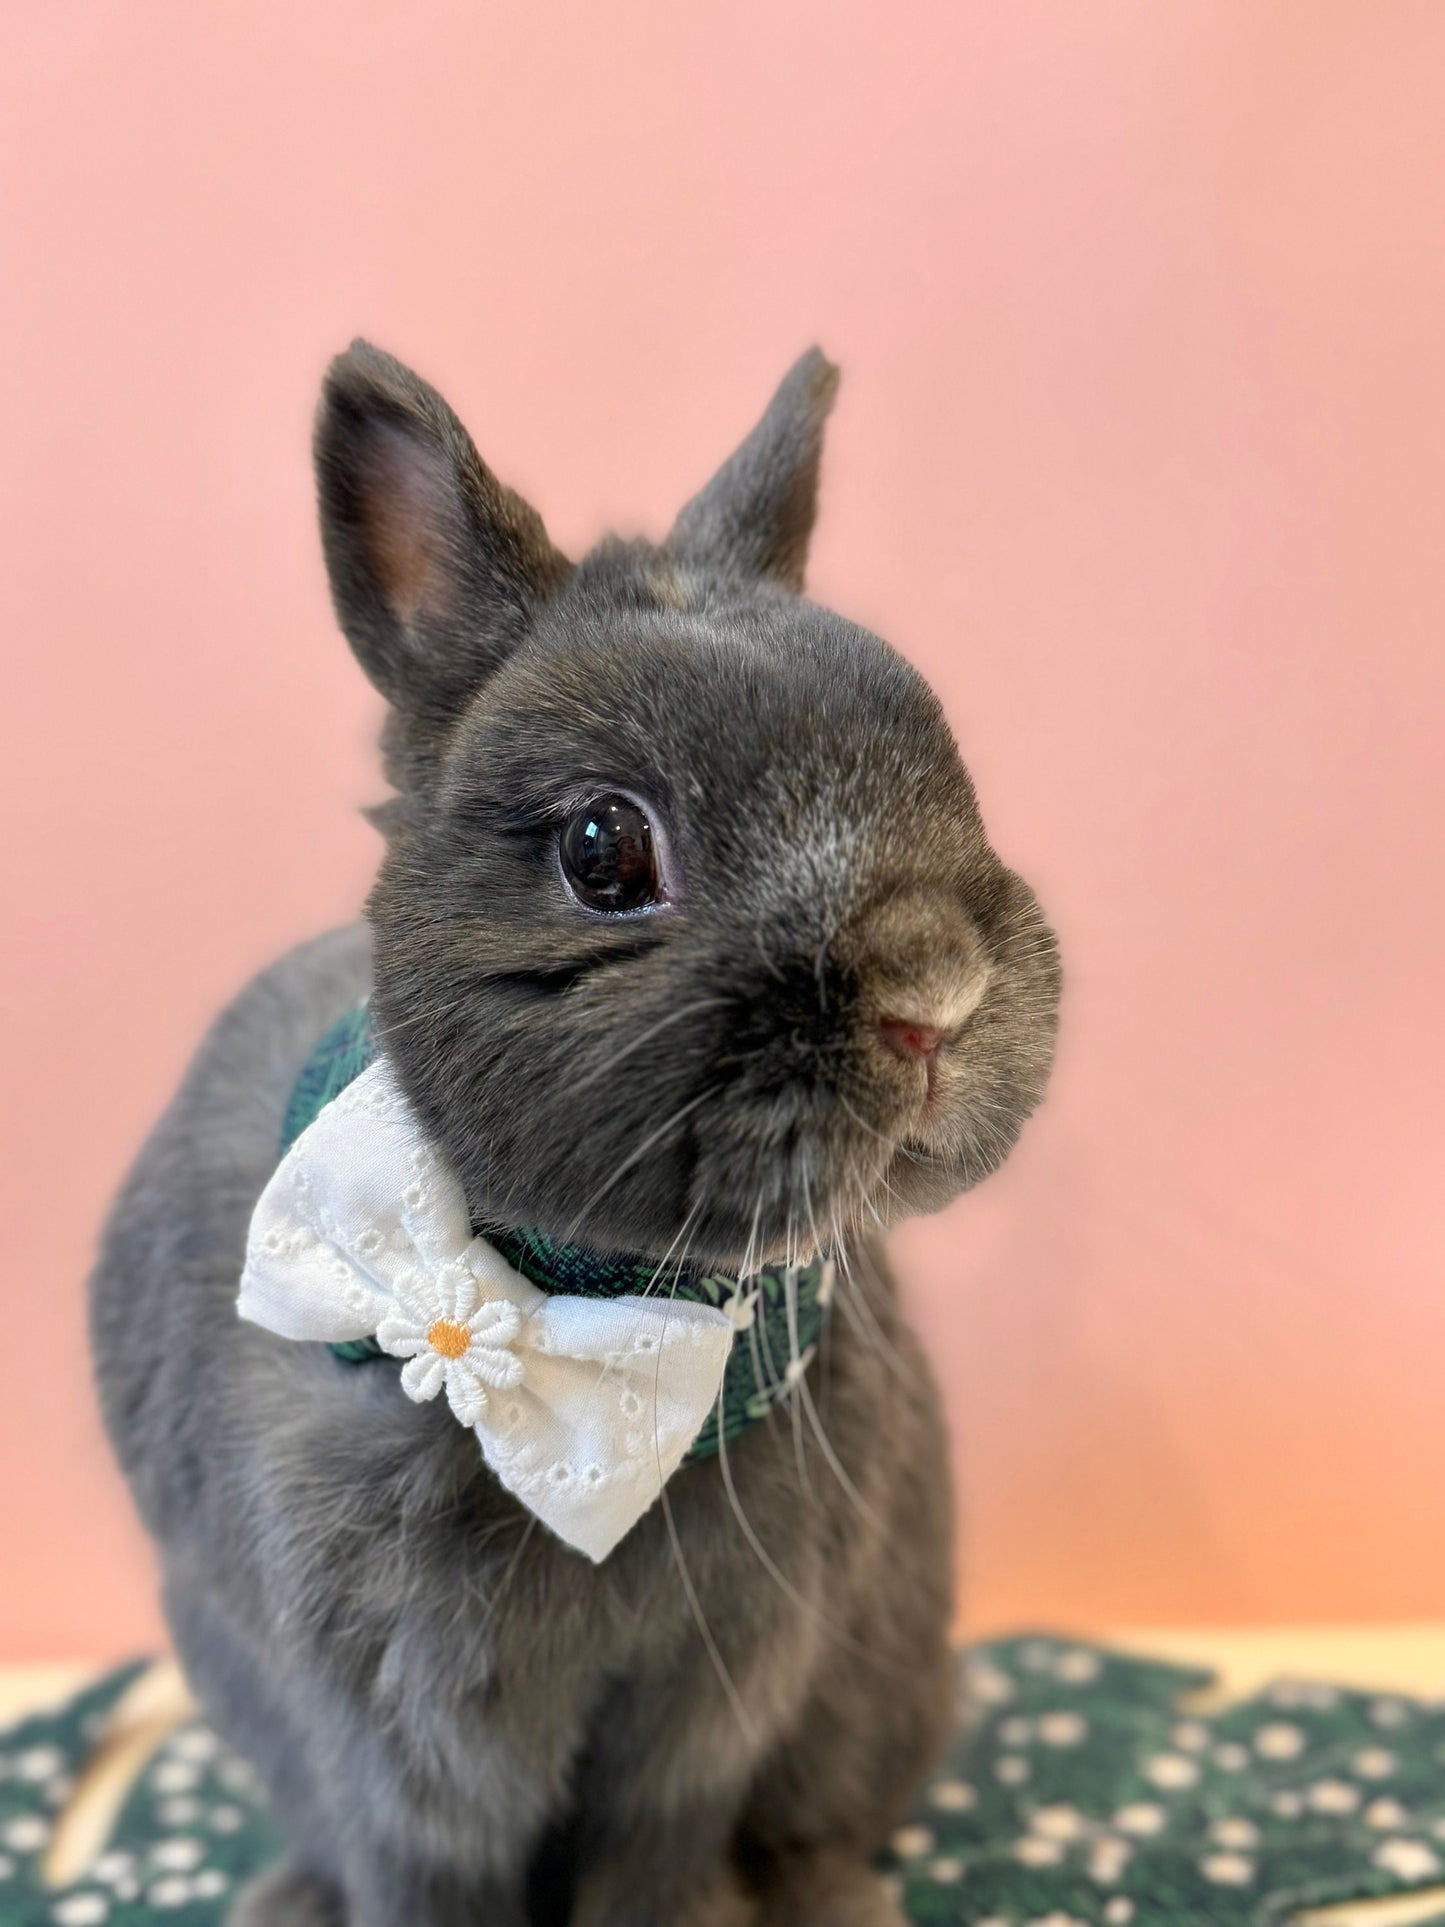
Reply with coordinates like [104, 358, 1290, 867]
[376, 1257, 525, 1426]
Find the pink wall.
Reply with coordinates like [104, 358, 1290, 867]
[4, 2, 1444, 1660]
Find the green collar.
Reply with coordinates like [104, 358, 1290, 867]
[280, 1006, 831, 1462]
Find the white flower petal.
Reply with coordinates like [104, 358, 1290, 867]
[400, 1354, 446, 1403]
[435, 1263, 466, 1321]
[469, 1344, 526, 1390]
[471, 1298, 523, 1344]
[375, 1318, 426, 1358]
[444, 1362, 490, 1427]
[392, 1269, 438, 1324]
[451, 1268, 480, 1322]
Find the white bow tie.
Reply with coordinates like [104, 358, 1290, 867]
[238, 1058, 739, 1561]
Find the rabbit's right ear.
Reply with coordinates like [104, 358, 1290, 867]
[314, 342, 570, 719]
[667, 348, 839, 592]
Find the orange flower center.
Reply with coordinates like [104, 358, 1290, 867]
[426, 1316, 471, 1361]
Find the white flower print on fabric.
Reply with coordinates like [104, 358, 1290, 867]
[1013, 1835, 1063, 1867]
[51, 1897, 110, 1926]
[1031, 1806, 1087, 1843]
[1373, 1838, 1440, 1883]
[1211, 1818, 1261, 1850]
[1200, 1852, 1256, 1886]
[1254, 1722, 1306, 1761]
[1054, 1648, 1102, 1685]
[1038, 1711, 1088, 1748]
[890, 1828, 934, 1859]
[1306, 1780, 1361, 1816]
[238, 1057, 737, 1561]
[1089, 1837, 1132, 1885]
[1365, 1799, 1411, 1831]
[929, 1780, 976, 1812]
[1142, 1752, 1199, 1790]
[1113, 1803, 1167, 1837]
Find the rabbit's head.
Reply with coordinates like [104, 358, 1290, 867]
[315, 343, 1059, 1271]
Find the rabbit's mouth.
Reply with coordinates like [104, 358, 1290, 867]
[677, 988, 1059, 1267]
[673, 1078, 950, 1272]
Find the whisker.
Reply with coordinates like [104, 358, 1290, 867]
[714, 1400, 910, 1678]
[563, 998, 728, 1100]
[784, 1248, 815, 1503]
[832, 1244, 926, 1392]
[371, 993, 471, 1040]
[795, 1372, 887, 1535]
[834, 1088, 934, 1167]
[658, 1485, 754, 1742]
[753, 925, 786, 984]
[473, 1514, 539, 1645]
[651, 1234, 757, 1747]
[733, 1193, 783, 1441]
[559, 1084, 716, 1246]
[795, 1174, 892, 1536]
[639, 1200, 703, 1298]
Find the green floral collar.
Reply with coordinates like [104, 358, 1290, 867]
[280, 1005, 831, 1462]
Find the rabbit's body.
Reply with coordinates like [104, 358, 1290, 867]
[92, 345, 1058, 1924]
[95, 924, 952, 1926]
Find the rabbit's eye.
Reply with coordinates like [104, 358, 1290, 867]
[559, 794, 661, 913]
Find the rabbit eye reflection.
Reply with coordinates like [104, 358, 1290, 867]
[559, 794, 662, 913]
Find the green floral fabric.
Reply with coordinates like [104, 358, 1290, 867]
[0, 1663, 280, 1926]
[7, 1637, 1445, 1923]
[279, 1005, 832, 1461]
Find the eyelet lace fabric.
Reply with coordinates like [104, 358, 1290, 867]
[239, 1059, 737, 1562]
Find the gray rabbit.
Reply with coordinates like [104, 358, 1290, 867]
[90, 343, 1060, 1925]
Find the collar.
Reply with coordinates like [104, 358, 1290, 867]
[281, 1005, 832, 1463]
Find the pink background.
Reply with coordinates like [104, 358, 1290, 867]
[4, 2, 1444, 1661]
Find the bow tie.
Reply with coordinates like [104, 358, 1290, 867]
[275, 1006, 834, 1467]
[238, 1057, 746, 1561]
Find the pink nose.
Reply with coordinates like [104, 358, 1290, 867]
[878, 1015, 947, 1062]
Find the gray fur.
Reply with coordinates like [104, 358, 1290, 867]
[91, 345, 1059, 1924]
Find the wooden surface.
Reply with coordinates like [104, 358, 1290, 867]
[5, 1629, 1445, 1921]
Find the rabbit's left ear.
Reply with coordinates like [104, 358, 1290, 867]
[314, 340, 570, 721]
[667, 348, 839, 593]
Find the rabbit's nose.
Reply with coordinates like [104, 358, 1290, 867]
[877, 1015, 948, 1062]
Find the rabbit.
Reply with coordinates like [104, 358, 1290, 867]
[89, 341, 1060, 1927]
